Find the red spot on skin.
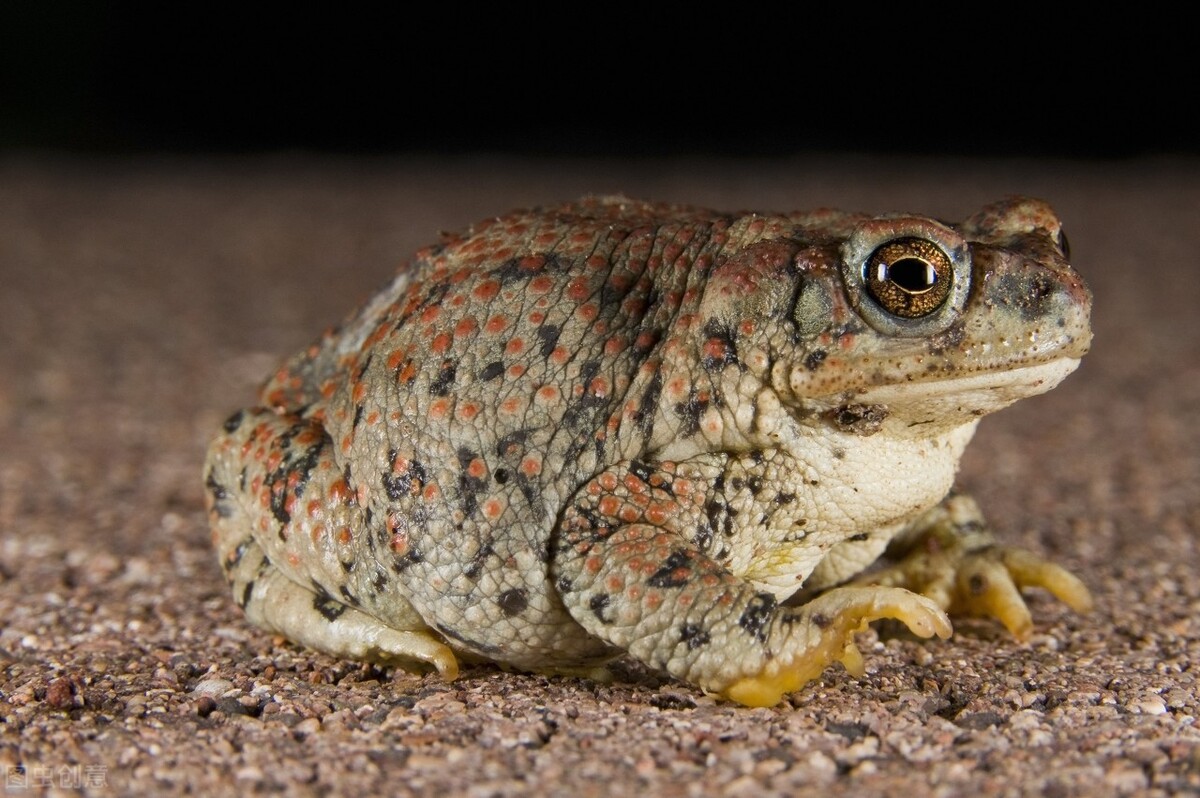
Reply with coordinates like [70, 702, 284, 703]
[474, 279, 501, 301]
[387, 349, 406, 370]
[520, 456, 542, 477]
[599, 472, 618, 491]
[500, 397, 524, 416]
[366, 411, 380, 426]
[505, 338, 526, 356]
[645, 591, 662, 611]
[507, 364, 526, 378]
[623, 474, 645, 494]
[645, 503, 672, 526]
[599, 496, 620, 517]
[467, 458, 487, 479]
[337, 528, 352, 545]
[703, 338, 731, 361]
[455, 318, 478, 337]
[550, 346, 570, 365]
[287, 552, 301, 567]
[457, 402, 480, 421]
[585, 556, 603, 574]
[618, 506, 640, 523]
[482, 498, 504, 519]
[450, 295, 466, 307]
[351, 381, 368, 403]
[485, 315, 508, 334]
[423, 484, 440, 501]
[429, 398, 451, 420]
[606, 574, 625, 592]
[739, 319, 756, 335]
[431, 333, 453, 354]
[519, 254, 545, 271]
[635, 332, 658, 350]
[528, 310, 546, 324]
[537, 385, 560, 403]
[529, 276, 554, 294]
[604, 336, 626, 355]
[566, 276, 590, 301]
[397, 361, 417, 384]
[420, 305, 441, 323]
[329, 479, 350, 504]
[577, 303, 598, 321]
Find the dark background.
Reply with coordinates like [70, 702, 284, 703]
[2, 6, 1193, 159]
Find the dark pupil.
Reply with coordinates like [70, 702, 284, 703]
[886, 257, 935, 293]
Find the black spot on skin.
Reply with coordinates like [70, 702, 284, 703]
[692, 522, 714, 554]
[633, 370, 662, 438]
[456, 448, 487, 517]
[810, 612, 831, 629]
[352, 403, 365, 429]
[464, 542, 495, 580]
[647, 550, 694, 589]
[739, 592, 778, 643]
[497, 588, 529, 617]
[848, 532, 869, 542]
[264, 436, 324, 527]
[968, 573, 988, 595]
[746, 476, 763, 495]
[479, 361, 505, 381]
[429, 360, 457, 397]
[555, 575, 574, 594]
[629, 460, 654, 485]
[391, 546, 423, 573]
[775, 492, 795, 505]
[372, 571, 388, 593]
[313, 593, 347, 622]
[674, 388, 711, 438]
[382, 452, 429, 500]
[205, 470, 228, 503]
[224, 538, 252, 573]
[679, 623, 711, 650]
[239, 579, 255, 608]
[589, 593, 612, 624]
[494, 468, 509, 484]
[804, 350, 827, 371]
[223, 410, 245, 433]
[537, 324, 562, 358]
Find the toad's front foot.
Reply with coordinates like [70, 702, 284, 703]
[857, 494, 1093, 640]
[720, 586, 952, 707]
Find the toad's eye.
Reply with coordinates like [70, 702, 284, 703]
[1056, 228, 1071, 260]
[864, 238, 953, 319]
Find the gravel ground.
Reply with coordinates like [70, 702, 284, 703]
[1, 155, 1197, 797]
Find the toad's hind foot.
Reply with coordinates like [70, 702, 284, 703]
[721, 586, 951, 708]
[243, 561, 460, 680]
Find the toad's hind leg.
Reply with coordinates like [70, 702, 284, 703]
[552, 462, 951, 707]
[205, 407, 458, 678]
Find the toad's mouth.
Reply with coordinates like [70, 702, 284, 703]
[784, 356, 1084, 432]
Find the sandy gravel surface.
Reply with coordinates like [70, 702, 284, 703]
[1, 155, 1197, 797]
